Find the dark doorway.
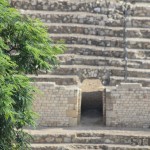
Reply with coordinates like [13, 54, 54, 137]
[80, 79, 104, 126]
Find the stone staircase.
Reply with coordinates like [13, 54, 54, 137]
[27, 127, 150, 150]
[11, 0, 150, 87]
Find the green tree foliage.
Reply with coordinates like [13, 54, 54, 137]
[0, 0, 64, 149]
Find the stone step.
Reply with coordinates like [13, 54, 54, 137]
[126, 28, 150, 38]
[31, 143, 150, 150]
[27, 127, 150, 149]
[127, 0, 150, 3]
[50, 34, 150, 49]
[128, 16, 150, 28]
[64, 45, 150, 59]
[31, 131, 150, 146]
[57, 54, 150, 69]
[46, 23, 150, 38]
[11, 0, 150, 17]
[11, 0, 123, 13]
[74, 136, 150, 145]
[21, 10, 123, 27]
[29, 74, 150, 87]
[20, 10, 150, 28]
[51, 65, 150, 79]
[28, 75, 80, 85]
[75, 130, 150, 137]
[110, 76, 150, 87]
[51, 34, 123, 48]
[133, 3, 150, 17]
[47, 23, 123, 37]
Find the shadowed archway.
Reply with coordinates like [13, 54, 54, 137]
[80, 79, 105, 126]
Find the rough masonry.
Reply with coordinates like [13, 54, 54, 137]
[106, 83, 150, 128]
[32, 82, 81, 127]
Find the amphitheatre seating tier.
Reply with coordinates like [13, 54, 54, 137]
[50, 34, 150, 49]
[28, 75, 80, 85]
[46, 24, 150, 38]
[58, 54, 150, 69]
[21, 10, 150, 28]
[64, 45, 150, 59]
[11, 0, 150, 17]
[27, 127, 150, 150]
[11, 0, 150, 87]
[50, 65, 150, 78]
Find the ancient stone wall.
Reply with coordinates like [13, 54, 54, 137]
[106, 83, 150, 128]
[32, 82, 81, 127]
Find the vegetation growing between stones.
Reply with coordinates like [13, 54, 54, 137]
[0, 0, 64, 149]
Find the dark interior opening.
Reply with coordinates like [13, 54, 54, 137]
[80, 79, 104, 126]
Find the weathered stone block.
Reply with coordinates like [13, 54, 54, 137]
[69, 118, 78, 126]
[33, 82, 81, 127]
[66, 110, 78, 117]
